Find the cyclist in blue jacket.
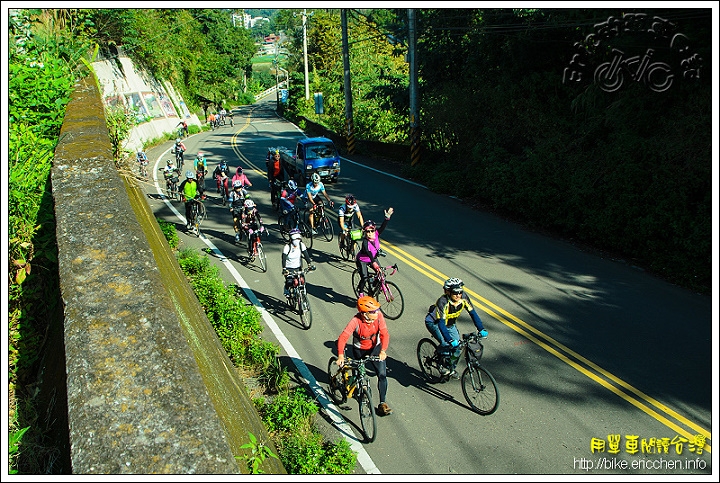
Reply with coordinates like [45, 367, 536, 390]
[425, 277, 488, 378]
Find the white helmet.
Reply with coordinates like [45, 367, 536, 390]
[311, 173, 321, 183]
[244, 199, 255, 209]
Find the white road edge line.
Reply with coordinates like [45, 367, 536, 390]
[152, 150, 381, 475]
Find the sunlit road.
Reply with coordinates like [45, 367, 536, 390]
[140, 96, 713, 475]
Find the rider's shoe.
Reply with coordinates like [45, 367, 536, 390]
[439, 365, 451, 376]
[377, 402, 393, 416]
[311, 228, 318, 235]
[283, 288, 290, 297]
[449, 370, 460, 380]
[235, 234, 240, 243]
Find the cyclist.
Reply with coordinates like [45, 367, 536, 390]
[136, 150, 148, 171]
[178, 170, 200, 232]
[176, 120, 188, 137]
[241, 199, 264, 254]
[281, 228, 315, 298]
[173, 138, 186, 167]
[267, 149, 283, 207]
[356, 207, 394, 297]
[231, 166, 252, 190]
[160, 160, 179, 192]
[304, 172, 334, 235]
[208, 112, 216, 129]
[424, 277, 489, 378]
[279, 180, 304, 230]
[213, 160, 231, 195]
[338, 194, 364, 250]
[336, 295, 393, 416]
[228, 180, 249, 243]
[193, 152, 208, 200]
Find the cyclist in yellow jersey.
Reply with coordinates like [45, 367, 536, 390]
[179, 170, 199, 231]
[424, 278, 488, 377]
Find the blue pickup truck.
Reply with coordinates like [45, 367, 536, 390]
[275, 137, 341, 184]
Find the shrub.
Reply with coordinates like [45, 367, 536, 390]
[156, 219, 178, 249]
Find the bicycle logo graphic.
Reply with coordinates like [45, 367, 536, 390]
[563, 13, 702, 93]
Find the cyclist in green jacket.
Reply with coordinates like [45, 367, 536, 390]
[179, 170, 199, 231]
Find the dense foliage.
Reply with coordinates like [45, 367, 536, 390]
[280, 8, 712, 294]
[88, 9, 260, 110]
[8, 8, 92, 474]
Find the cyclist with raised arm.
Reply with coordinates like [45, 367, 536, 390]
[356, 207, 394, 297]
[425, 277, 489, 378]
[281, 229, 315, 298]
[336, 295, 393, 416]
[304, 172, 334, 235]
[338, 194, 364, 250]
[176, 120, 188, 138]
[178, 170, 199, 232]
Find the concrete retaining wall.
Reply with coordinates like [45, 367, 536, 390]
[51, 74, 284, 474]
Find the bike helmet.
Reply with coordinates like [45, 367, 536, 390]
[362, 220, 376, 231]
[311, 173, 321, 184]
[233, 180, 243, 189]
[287, 180, 297, 190]
[197, 152, 203, 158]
[166, 160, 173, 166]
[185, 170, 195, 179]
[175, 138, 181, 143]
[289, 228, 302, 240]
[220, 160, 228, 168]
[345, 194, 356, 205]
[244, 199, 255, 209]
[357, 295, 381, 313]
[443, 277, 464, 294]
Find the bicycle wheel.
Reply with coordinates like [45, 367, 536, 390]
[417, 338, 443, 384]
[319, 215, 334, 242]
[376, 281, 404, 320]
[358, 385, 377, 443]
[257, 242, 267, 273]
[326, 357, 347, 405]
[462, 364, 499, 415]
[299, 220, 313, 249]
[195, 201, 206, 227]
[351, 268, 361, 297]
[298, 290, 312, 329]
[277, 213, 290, 241]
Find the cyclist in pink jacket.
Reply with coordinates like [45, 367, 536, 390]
[355, 207, 394, 296]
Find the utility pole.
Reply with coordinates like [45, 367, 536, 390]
[275, 38, 280, 110]
[341, 9, 355, 154]
[303, 9, 310, 100]
[408, 9, 420, 166]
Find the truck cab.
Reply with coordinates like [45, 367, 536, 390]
[287, 137, 341, 184]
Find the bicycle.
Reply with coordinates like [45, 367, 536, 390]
[416, 332, 499, 415]
[243, 224, 267, 272]
[305, 199, 334, 242]
[270, 179, 284, 212]
[161, 168, 180, 200]
[217, 175, 229, 206]
[173, 148, 185, 170]
[278, 207, 313, 249]
[184, 197, 206, 236]
[351, 264, 405, 320]
[338, 228, 362, 261]
[326, 355, 382, 443]
[284, 266, 315, 329]
[138, 158, 148, 179]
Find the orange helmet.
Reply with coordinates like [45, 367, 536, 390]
[357, 295, 381, 313]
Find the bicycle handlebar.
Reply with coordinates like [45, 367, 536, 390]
[342, 355, 383, 367]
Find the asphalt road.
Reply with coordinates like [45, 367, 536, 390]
[140, 96, 714, 476]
